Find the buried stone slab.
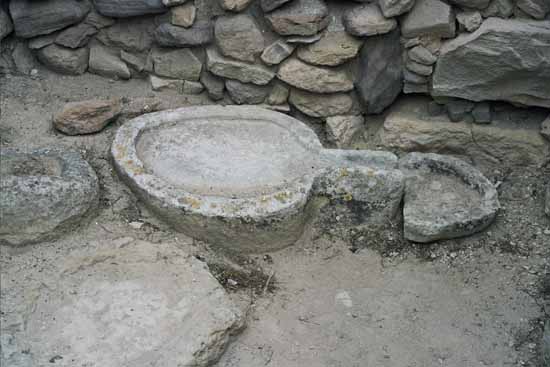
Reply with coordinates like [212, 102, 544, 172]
[22, 240, 245, 367]
[0, 149, 99, 246]
[112, 106, 402, 252]
[399, 152, 500, 243]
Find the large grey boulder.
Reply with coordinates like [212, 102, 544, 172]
[22, 241, 245, 366]
[152, 48, 202, 81]
[154, 20, 213, 47]
[401, 0, 455, 38]
[0, 149, 98, 246]
[36, 44, 89, 75]
[215, 14, 265, 62]
[0, 7, 13, 41]
[432, 18, 550, 108]
[356, 28, 402, 114]
[399, 152, 500, 243]
[277, 58, 354, 93]
[206, 47, 275, 85]
[92, 0, 167, 17]
[10, 0, 90, 38]
[266, 0, 330, 36]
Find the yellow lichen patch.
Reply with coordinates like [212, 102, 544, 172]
[340, 168, 349, 177]
[178, 196, 202, 209]
[274, 191, 291, 203]
[343, 193, 353, 202]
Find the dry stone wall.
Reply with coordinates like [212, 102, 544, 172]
[1, 0, 549, 119]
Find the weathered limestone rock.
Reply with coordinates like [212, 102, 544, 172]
[399, 152, 500, 243]
[0, 8, 13, 41]
[0, 148, 98, 246]
[343, 4, 397, 37]
[448, 0, 491, 10]
[261, 0, 293, 12]
[541, 115, 550, 140]
[516, 0, 550, 18]
[152, 48, 202, 81]
[10, 0, 90, 38]
[120, 50, 147, 72]
[356, 29, 402, 114]
[379, 0, 415, 17]
[261, 40, 295, 65]
[457, 11, 483, 32]
[326, 115, 364, 148]
[154, 20, 213, 47]
[408, 45, 437, 65]
[226, 80, 270, 104]
[93, 0, 167, 17]
[36, 44, 89, 75]
[267, 82, 290, 105]
[277, 58, 354, 93]
[183, 80, 204, 94]
[289, 89, 353, 117]
[432, 18, 550, 108]
[297, 30, 363, 66]
[215, 14, 265, 62]
[89, 43, 131, 80]
[405, 59, 433, 75]
[206, 47, 275, 85]
[221, 0, 254, 12]
[55, 23, 98, 49]
[23, 241, 245, 366]
[481, 0, 514, 17]
[96, 18, 154, 53]
[401, 0, 456, 38]
[170, 3, 197, 27]
[201, 71, 225, 100]
[266, 0, 330, 36]
[150, 74, 184, 91]
[54, 98, 123, 135]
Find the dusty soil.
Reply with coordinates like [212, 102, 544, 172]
[1, 68, 549, 367]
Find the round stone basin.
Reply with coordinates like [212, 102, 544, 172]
[112, 106, 400, 252]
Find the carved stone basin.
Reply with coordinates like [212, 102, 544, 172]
[112, 106, 404, 252]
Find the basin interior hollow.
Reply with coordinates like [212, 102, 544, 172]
[136, 117, 321, 197]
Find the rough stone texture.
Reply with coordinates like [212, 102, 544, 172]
[399, 152, 500, 243]
[403, 82, 429, 94]
[401, 0, 456, 38]
[457, 11, 483, 32]
[149, 74, 183, 91]
[93, 0, 167, 17]
[261, 0, 293, 12]
[54, 98, 123, 135]
[277, 58, 354, 93]
[432, 18, 550, 108]
[446, 99, 475, 122]
[201, 71, 225, 100]
[405, 59, 433, 76]
[221, 0, 254, 12]
[261, 40, 295, 65]
[516, 0, 550, 18]
[55, 23, 98, 49]
[120, 50, 147, 72]
[154, 20, 213, 47]
[89, 43, 131, 80]
[356, 29, 402, 114]
[266, 0, 330, 36]
[170, 3, 197, 27]
[408, 45, 437, 65]
[472, 102, 492, 124]
[183, 80, 204, 94]
[152, 48, 202, 81]
[379, 0, 415, 17]
[12, 41, 36, 75]
[206, 47, 276, 85]
[226, 80, 270, 104]
[28, 33, 58, 50]
[36, 44, 89, 75]
[448, 0, 491, 9]
[267, 82, 290, 105]
[482, 0, 514, 17]
[297, 30, 363, 66]
[541, 115, 550, 140]
[0, 7, 13, 41]
[113, 106, 400, 251]
[546, 185, 550, 217]
[326, 115, 364, 148]
[404, 69, 428, 84]
[0, 148, 98, 246]
[96, 18, 154, 53]
[10, 0, 90, 38]
[22, 241, 245, 366]
[343, 4, 397, 37]
[289, 89, 353, 117]
[215, 14, 265, 62]
[84, 9, 116, 29]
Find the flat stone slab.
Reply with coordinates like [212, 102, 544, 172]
[20, 241, 244, 367]
[0, 148, 98, 246]
[112, 106, 402, 252]
[399, 152, 500, 243]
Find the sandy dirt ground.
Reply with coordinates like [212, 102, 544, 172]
[1, 69, 549, 367]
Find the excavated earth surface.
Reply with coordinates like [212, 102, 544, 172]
[1, 70, 550, 366]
